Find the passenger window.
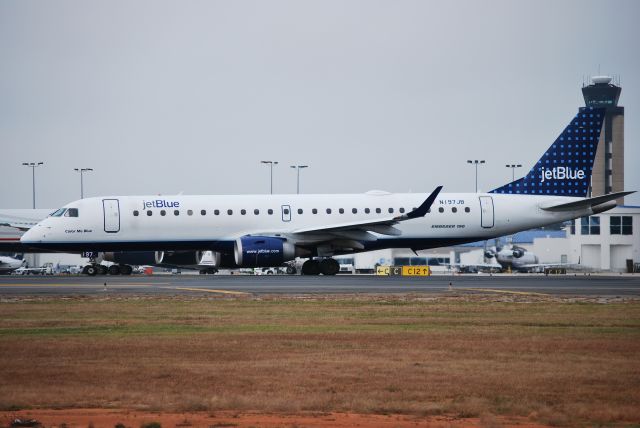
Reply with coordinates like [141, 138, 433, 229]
[133, 210, 139, 217]
[376, 208, 381, 214]
[268, 209, 274, 215]
[187, 209, 193, 216]
[352, 208, 357, 214]
[214, 209, 220, 215]
[388, 208, 394, 214]
[365, 208, 370, 214]
[283, 208, 289, 215]
[399, 208, 405, 214]
[452, 207, 457, 213]
[326, 208, 332, 214]
[465, 207, 471, 213]
[438, 207, 444, 213]
[298, 208, 303, 214]
[147, 210, 152, 216]
[254, 209, 259, 215]
[160, 210, 166, 216]
[241, 209, 246, 215]
[227, 209, 233, 215]
[312, 208, 318, 214]
[174, 210, 180, 216]
[64, 208, 79, 217]
[201, 210, 206, 216]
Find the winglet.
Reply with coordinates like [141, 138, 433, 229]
[397, 186, 443, 220]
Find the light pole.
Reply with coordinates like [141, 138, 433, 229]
[466, 160, 485, 193]
[22, 162, 44, 209]
[505, 164, 522, 181]
[290, 165, 309, 194]
[260, 161, 278, 194]
[74, 168, 93, 199]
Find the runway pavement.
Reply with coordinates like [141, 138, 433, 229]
[0, 273, 639, 297]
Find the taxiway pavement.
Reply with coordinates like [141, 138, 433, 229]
[0, 274, 639, 297]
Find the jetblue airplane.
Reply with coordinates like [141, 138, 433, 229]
[21, 107, 633, 275]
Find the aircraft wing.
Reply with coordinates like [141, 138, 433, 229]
[517, 262, 584, 270]
[450, 262, 503, 271]
[0, 209, 51, 231]
[0, 222, 32, 232]
[234, 187, 442, 253]
[290, 186, 443, 237]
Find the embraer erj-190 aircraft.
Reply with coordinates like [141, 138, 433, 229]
[21, 107, 634, 275]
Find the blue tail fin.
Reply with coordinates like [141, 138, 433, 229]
[490, 107, 605, 197]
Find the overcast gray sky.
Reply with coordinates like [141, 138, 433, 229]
[1, 0, 639, 208]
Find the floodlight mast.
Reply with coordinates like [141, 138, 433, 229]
[22, 162, 44, 208]
[261, 161, 279, 194]
[74, 168, 94, 199]
[290, 165, 309, 194]
[466, 160, 485, 193]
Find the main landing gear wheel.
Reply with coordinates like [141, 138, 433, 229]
[120, 265, 133, 275]
[285, 266, 297, 275]
[97, 265, 108, 275]
[319, 258, 340, 276]
[301, 259, 339, 275]
[301, 259, 320, 275]
[85, 265, 98, 276]
[108, 265, 121, 275]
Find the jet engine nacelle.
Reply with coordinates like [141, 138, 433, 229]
[155, 251, 203, 266]
[512, 249, 525, 258]
[234, 236, 295, 268]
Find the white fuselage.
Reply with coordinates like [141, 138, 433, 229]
[21, 192, 590, 254]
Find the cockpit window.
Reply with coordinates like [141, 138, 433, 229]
[64, 208, 79, 217]
[50, 208, 66, 217]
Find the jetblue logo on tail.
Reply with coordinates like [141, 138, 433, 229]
[490, 107, 604, 197]
[540, 167, 585, 183]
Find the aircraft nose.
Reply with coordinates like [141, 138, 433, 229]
[20, 225, 44, 244]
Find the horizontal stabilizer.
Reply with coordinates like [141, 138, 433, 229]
[540, 191, 635, 212]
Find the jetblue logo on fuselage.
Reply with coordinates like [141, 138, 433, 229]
[540, 167, 585, 183]
[142, 199, 180, 209]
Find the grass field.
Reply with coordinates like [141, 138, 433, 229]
[0, 294, 639, 426]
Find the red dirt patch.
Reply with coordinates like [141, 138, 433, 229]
[1, 409, 550, 428]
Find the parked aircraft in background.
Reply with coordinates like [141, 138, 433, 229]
[484, 244, 542, 272]
[0, 209, 51, 252]
[21, 107, 635, 275]
[0, 255, 26, 274]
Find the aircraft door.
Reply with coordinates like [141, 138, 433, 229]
[103, 199, 120, 233]
[281, 205, 291, 222]
[479, 196, 494, 228]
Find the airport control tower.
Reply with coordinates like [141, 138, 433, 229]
[582, 76, 624, 202]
